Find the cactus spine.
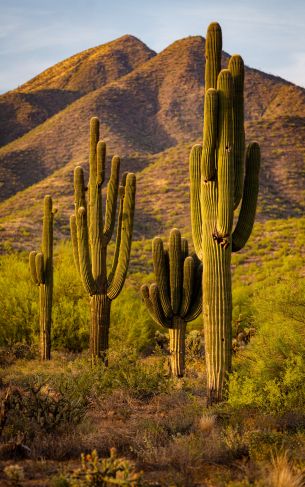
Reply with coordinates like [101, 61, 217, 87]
[189, 23, 260, 403]
[29, 195, 54, 360]
[70, 117, 136, 362]
[141, 229, 202, 377]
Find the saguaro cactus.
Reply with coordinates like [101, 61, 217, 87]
[70, 117, 136, 362]
[141, 229, 202, 377]
[29, 195, 54, 360]
[189, 23, 260, 403]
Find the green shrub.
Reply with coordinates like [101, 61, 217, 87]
[0, 253, 38, 345]
[110, 285, 157, 354]
[52, 242, 89, 352]
[0, 243, 157, 354]
[228, 277, 305, 414]
[93, 347, 168, 399]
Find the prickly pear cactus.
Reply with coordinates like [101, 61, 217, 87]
[189, 23, 260, 403]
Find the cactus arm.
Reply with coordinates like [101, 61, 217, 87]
[141, 284, 170, 328]
[107, 173, 136, 300]
[184, 263, 203, 322]
[216, 69, 234, 240]
[202, 88, 218, 181]
[74, 165, 96, 294]
[77, 207, 96, 295]
[35, 252, 45, 284]
[91, 141, 106, 288]
[232, 143, 260, 252]
[88, 117, 99, 223]
[229, 55, 245, 209]
[87, 118, 106, 289]
[42, 196, 53, 260]
[169, 229, 183, 315]
[152, 237, 173, 318]
[181, 238, 189, 260]
[74, 166, 87, 210]
[205, 22, 222, 91]
[70, 215, 80, 275]
[184, 296, 202, 322]
[29, 251, 39, 284]
[96, 140, 106, 186]
[149, 284, 172, 328]
[103, 156, 120, 244]
[180, 256, 194, 318]
[107, 177, 126, 285]
[189, 144, 203, 259]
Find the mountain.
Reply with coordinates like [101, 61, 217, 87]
[0, 35, 155, 148]
[0, 34, 304, 251]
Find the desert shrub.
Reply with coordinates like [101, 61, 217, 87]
[4, 464, 25, 484]
[185, 330, 204, 360]
[0, 373, 89, 441]
[0, 244, 157, 354]
[52, 242, 89, 352]
[53, 448, 143, 486]
[93, 347, 168, 400]
[110, 284, 157, 354]
[0, 253, 37, 346]
[228, 277, 305, 414]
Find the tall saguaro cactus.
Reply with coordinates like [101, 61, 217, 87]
[70, 117, 136, 362]
[189, 23, 260, 403]
[29, 195, 54, 360]
[141, 229, 202, 377]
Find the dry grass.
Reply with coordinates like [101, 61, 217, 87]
[269, 452, 305, 487]
[198, 412, 217, 434]
[0, 353, 305, 486]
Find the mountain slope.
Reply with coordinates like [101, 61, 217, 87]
[0, 34, 304, 252]
[0, 35, 155, 148]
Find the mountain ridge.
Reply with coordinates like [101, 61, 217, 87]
[0, 33, 304, 252]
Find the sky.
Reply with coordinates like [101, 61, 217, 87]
[1, 0, 305, 93]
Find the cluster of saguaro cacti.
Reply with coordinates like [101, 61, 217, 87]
[141, 229, 202, 377]
[29, 195, 54, 360]
[189, 22, 260, 403]
[70, 117, 136, 362]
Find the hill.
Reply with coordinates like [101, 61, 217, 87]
[0, 34, 304, 252]
[0, 35, 155, 148]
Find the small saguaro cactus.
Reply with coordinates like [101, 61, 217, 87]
[70, 117, 136, 362]
[189, 23, 260, 403]
[141, 229, 202, 377]
[29, 195, 54, 360]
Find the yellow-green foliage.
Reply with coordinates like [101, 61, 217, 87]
[53, 448, 143, 486]
[0, 252, 37, 345]
[0, 242, 158, 353]
[228, 278, 305, 413]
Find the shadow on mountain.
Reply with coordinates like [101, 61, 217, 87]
[0, 89, 81, 147]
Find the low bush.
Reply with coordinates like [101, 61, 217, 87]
[228, 278, 305, 415]
[53, 448, 143, 487]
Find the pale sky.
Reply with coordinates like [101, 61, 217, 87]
[1, 0, 305, 93]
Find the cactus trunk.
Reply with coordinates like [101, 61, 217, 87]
[90, 294, 111, 363]
[168, 317, 186, 377]
[39, 283, 52, 360]
[203, 237, 232, 403]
